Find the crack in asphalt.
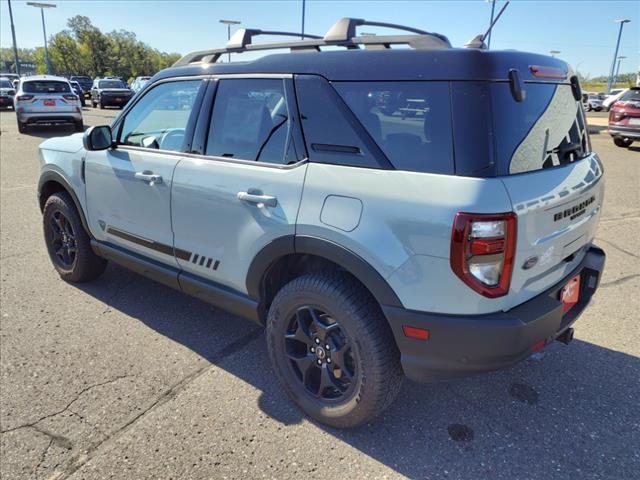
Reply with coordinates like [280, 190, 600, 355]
[596, 238, 640, 259]
[0, 375, 133, 435]
[599, 274, 640, 288]
[33, 437, 54, 476]
[45, 327, 263, 480]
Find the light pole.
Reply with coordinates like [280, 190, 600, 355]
[301, 0, 306, 39]
[27, 2, 56, 75]
[7, 0, 21, 75]
[219, 19, 241, 63]
[607, 19, 630, 93]
[550, 50, 561, 58]
[487, 0, 496, 49]
[614, 55, 627, 86]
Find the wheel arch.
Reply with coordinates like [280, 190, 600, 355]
[247, 235, 403, 319]
[38, 170, 92, 237]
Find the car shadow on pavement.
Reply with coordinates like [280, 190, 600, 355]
[74, 264, 639, 478]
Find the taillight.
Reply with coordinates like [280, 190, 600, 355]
[63, 94, 78, 101]
[17, 95, 34, 101]
[529, 65, 567, 79]
[450, 212, 517, 298]
[610, 102, 625, 121]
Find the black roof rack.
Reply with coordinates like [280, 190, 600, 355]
[173, 17, 451, 67]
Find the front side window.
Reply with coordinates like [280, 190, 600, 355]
[119, 80, 202, 152]
[334, 81, 454, 174]
[205, 79, 297, 164]
[23, 81, 71, 94]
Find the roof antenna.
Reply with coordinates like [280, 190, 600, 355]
[464, 0, 510, 49]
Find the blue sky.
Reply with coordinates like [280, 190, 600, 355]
[1, 0, 638, 77]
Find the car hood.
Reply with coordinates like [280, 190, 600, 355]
[39, 133, 85, 153]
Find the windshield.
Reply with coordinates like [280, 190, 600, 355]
[99, 80, 126, 89]
[0, 80, 12, 88]
[23, 81, 71, 94]
[620, 89, 640, 102]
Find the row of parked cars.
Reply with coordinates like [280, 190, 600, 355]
[585, 88, 629, 112]
[0, 73, 153, 133]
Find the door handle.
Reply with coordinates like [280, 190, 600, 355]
[134, 171, 163, 186]
[237, 191, 278, 207]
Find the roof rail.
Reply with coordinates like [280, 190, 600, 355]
[227, 29, 322, 50]
[173, 17, 451, 67]
[323, 18, 449, 44]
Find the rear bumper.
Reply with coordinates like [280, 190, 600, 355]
[608, 126, 640, 139]
[383, 245, 606, 382]
[18, 111, 82, 124]
[0, 96, 14, 107]
[99, 96, 132, 106]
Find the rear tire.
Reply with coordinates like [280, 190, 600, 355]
[17, 120, 27, 133]
[266, 271, 403, 428]
[613, 137, 633, 148]
[43, 192, 107, 283]
[75, 120, 84, 132]
[99, 100, 104, 109]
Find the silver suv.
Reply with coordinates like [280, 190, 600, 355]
[15, 75, 83, 133]
[36, 18, 606, 428]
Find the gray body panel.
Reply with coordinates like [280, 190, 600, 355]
[171, 157, 307, 293]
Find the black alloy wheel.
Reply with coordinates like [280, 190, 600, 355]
[49, 210, 77, 269]
[284, 305, 357, 402]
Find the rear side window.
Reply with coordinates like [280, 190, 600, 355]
[334, 81, 454, 174]
[206, 79, 298, 164]
[492, 83, 589, 175]
[23, 81, 70, 94]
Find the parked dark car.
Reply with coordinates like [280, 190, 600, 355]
[0, 77, 15, 109]
[608, 87, 640, 148]
[70, 81, 86, 107]
[69, 76, 93, 98]
[90, 78, 133, 109]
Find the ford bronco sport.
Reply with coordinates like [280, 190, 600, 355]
[37, 18, 605, 428]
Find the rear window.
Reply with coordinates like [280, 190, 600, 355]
[334, 82, 454, 174]
[619, 89, 640, 102]
[99, 80, 125, 89]
[492, 83, 589, 175]
[23, 81, 71, 94]
[0, 80, 12, 88]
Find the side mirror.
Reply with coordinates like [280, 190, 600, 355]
[83, 125, 113, 151]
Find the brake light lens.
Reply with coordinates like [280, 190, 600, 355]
[17, 95, 34, 101]
[529, 65, 567, 79]
[450, 213, 517, 298]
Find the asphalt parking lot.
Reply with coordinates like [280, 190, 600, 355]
[0, 106, 638, 480]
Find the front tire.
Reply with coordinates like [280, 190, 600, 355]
[43, 192, 107, 283]
[613, 137, 633, 148]
[266, 271, 403, 428]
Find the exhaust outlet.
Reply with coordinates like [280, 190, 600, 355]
[557, 327, 574, 345]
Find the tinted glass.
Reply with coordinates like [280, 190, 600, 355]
[492, 83, 589, 175]
[99, 80, 126, 89]
[334, 82, 454, 174]
[0, 80, 12, 88]
[295, 75, 386, 169]
[120, 80, 201, 152]
[206, 79, 296, 164]
[23, 81, 71, 93]
[619, 89, 640, 102]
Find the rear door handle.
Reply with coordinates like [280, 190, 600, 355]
[134, 171, 163, 186]
[237, 191, 278, 207]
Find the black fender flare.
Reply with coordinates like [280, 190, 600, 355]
[246, 235, 403, 308]
[38, 169, 92, 237]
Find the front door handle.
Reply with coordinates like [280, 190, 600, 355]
[237, 191, 278, 207]
[134, 171, 163, 186]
